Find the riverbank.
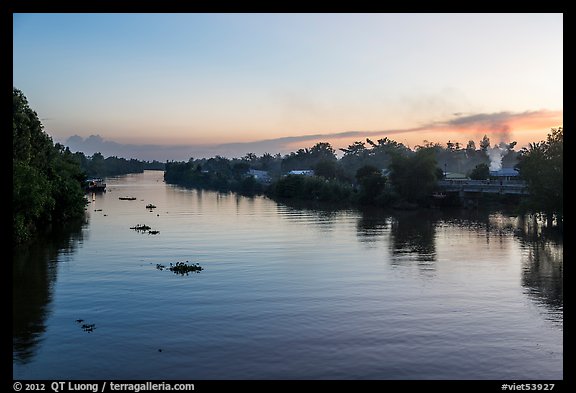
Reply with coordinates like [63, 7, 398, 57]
[164, 173, 531, 215]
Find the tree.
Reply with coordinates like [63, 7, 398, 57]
[309, 142, 336, 162]
[468, 163, 490, 180]
[389, 147, 439, 204]
[259, 152, 275, 170]
[314, 159, 338, 180]
[340, 141, 366, 157]
[13, 87, 87, 243]
[281, 142, 336, 173]
[355, 165, 387, 205]
[516, 127, 563, 225]
[242, 153, 257, 163]
[233, 162, 250, 178]
[480, 135, 491, 152]
[364, 137, 409, 170]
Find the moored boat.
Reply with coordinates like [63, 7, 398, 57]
[85, 178, 106, 192]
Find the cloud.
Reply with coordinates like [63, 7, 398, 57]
[60, 109, 562, 161]
[437, 112, 514, 132]
[63, 134, 200, 161]
[426, 109, 562, 143]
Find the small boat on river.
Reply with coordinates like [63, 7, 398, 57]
[85, 178, 106, 192]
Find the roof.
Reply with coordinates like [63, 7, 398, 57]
[288, 170, 314, 175]
[444, 171, 468, 179]
[248, 169, 269, 176]
[490, 168, 519, 177]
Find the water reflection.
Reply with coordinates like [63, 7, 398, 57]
[12, 217, 87, 364]
[356, 207, 391, 243]
[389, 210, 437, 263]
[275, 200, 342, 233]
[354, 208, 563, 322]
[516, 215, 563, 322]
[356, 208, 437, 266]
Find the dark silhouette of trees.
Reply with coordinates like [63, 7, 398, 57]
[281, 142, 337, 173]
[309, 142, 337, 162]
[163, 129, 559, 216]
[314, 160, 338, 180]
[339, 141, 369, 179]
[355, 165, 388, 206]
[516, 127, 563, 225]
[469, 163, 490, 180]
[270, 174, 353, 203]
[388, 147, 439, 204]
[480, 135, 491, 152]
[13, 88, 86, 243]
[69, 150, 164, 177]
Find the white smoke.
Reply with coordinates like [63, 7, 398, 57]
[486, 143, 509, 171]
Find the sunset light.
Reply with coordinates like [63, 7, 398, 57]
[13, 13, 562, 160]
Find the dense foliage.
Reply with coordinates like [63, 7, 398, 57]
[72, 151, 165, 178]
[164, 141, 445, 208]
[516, 127, 563, 225]
[388, 147, 440, 204]
[269, 175, 354, 204]
[13, 88, 87, 243]
[163, 129, 562, 221]
[469, 163, 491, 180]
[164, 157, 265, 195]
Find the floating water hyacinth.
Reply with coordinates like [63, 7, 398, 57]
[156, 261, 203, 275]
[130, 224, 151, 231]
[75, 319, 96, 333]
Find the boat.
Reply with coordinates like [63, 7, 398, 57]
[146, 203, 157, 209]
[85, 178, 106, 192]
[119, 197, 137, 200]
[432, 192, 447, 199]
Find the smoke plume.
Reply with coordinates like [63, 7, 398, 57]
[486, 142, 509, 171]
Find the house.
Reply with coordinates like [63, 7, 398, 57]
[248, 169, 271, 183]
[444, 171, 468, 180]
[490, 167, 520, 182]
[287, 170, 314, 176]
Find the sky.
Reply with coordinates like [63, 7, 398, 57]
[13, 13, 563, 161]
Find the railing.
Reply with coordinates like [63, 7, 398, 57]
[437, 179, 528, 195]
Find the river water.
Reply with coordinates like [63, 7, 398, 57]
[13, 170, 563, 380]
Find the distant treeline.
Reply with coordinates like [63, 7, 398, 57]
[14, 85, 562, 244]
[13, 87, 165, 244]
[164, 130, 563, 227]
[73, 151, 165, 178]
[164, 144, 449, 209]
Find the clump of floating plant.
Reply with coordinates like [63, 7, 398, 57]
[75, 319, 96, 333]
[130, 224, 151, 231]
[130, 224, 160, 234]
[156, 261, 203, 276]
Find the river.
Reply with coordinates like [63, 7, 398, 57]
[13, 170, 563, 380]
